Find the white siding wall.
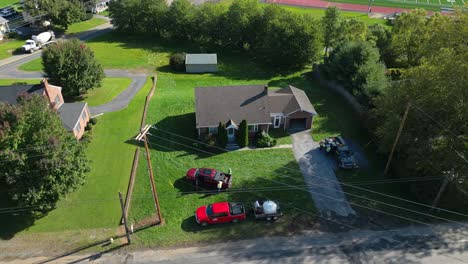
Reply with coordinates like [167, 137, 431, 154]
[186, 64, 218, 73]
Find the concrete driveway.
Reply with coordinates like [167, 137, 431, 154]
[291, 130, 356, 217]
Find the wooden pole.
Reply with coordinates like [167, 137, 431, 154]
[383, 102, 411, 177]
[119, 191, 131, 244]
[431, 173, 451, 211]
[143, 134, 163, 224]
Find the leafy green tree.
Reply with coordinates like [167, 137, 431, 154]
[221, 0, 263, 50]
[368, 23, 395, 67]
[164, 0, 195, 40]
[0, 95, 89, 212]
[24, 0, 86, 29]
[324, 41, 388, 105]
[391, 9, 431, 67]
[109, 0, 168, 34]
[42, 39, 105, 98]
[372, 49, 468, 200]
[217, 122, 227, 148]
[258, 7, 322, 68]
[339, 18, 368, 43]
[322, 7, 342, 56]
[191, 3, 228, 47]
[237, 120, 248, 147]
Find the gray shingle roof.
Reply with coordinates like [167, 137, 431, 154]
[195, 85, 270, 128]
[195, 84, 316, 128]
[186, 54, 217, 65]
[0, 84, 44, 105]
[58, 102, 87, 131]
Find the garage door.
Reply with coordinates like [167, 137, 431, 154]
[289, 118, 307, 130]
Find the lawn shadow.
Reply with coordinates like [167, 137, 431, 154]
[0, 191, 40, 240]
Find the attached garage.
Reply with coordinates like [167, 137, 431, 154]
[289, 118, 307, 130]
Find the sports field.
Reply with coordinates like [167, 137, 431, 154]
[267, 0, 464, 12]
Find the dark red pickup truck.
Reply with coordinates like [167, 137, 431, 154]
[185, 168, 232, 189]
[195, 202, 246, 226]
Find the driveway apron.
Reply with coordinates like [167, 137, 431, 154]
[291, 130, 356, 217]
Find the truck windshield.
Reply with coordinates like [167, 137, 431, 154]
[206, 205, 213, 217]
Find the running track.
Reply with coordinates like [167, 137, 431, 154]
[265, 0, 412, 14]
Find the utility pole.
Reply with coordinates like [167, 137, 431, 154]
[431, 177, 450, 211]
[119, 191, 131, 244]
[383, 102, 412, 177]
[367, 0, 374, 14]
[143, 134, 163, 224]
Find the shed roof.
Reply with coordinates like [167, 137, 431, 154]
[186, 54, 217, 65]
[58, 102, 87, 131]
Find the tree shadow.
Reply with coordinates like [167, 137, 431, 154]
[0, 191, 39, 240]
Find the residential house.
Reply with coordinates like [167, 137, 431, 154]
[185, 54, 218, 73]
[87, 0, 110, 14]
[0, 79, 90, 139]
[0, 17, 10, 40]
[195, 85, 317, 140]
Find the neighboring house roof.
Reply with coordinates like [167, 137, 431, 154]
[57, 102, 87, 131]
[195, 85, 270, 128]
[195, 84, 316, 128]
[186, 54, 217, 65]
[0, 17, 8, 24]
[0, 84, 44, 104]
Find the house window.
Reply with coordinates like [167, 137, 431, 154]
[54, 95, 60, 106]
[75, 122, 81, 133]
[208, 127, 218, 135]
[81, 110, 87, 121]
[248, 124, 258, 132]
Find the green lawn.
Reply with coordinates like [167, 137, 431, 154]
[0, 78, 39, 85]
[327, 0, 451, 11]
[82, 77, 132, 106]
[128, 69, 318, 247]
[65, 18, 107, 35]
[0, 0, 17, 7]
[0, 39, 24, 60]
[279, 5, 388, 25]
[11, 78, 153, 233]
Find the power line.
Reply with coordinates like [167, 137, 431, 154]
[149, 127, 468, 218]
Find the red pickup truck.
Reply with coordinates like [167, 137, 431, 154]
[186, 168, 232, 189]
[195, 202, 246, 226]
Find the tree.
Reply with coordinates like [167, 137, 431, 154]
[258, 7, 322, 68]
[221, 0, 263, 50]
[42, 39, 105, 98]
[164, 0, 195, 40]
[339, 18, 368, 43]
[191, 3, 227, 47]
[368, 23, 395, 67]
[237, 120, 248, 147]
[24, 0, 86, 29]
[391, 9, 431, 67]
[169, 53, 186, 71]
[324, 41, 388, 106]
[322, 7, 342, 57]
[373, 49, 468, 201]
[0, 95, 89, 212]
[217, 122, 227, 148]
[109, 0, 168, 34]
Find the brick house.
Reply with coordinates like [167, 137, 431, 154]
[0, 79, 90, 139]
[195, 85, 317, 140]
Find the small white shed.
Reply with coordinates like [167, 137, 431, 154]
[185, 54, 218, 73]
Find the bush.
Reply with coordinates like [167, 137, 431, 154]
[255, 131, 277, 148]
[169, 52, 186, 71]
[89, 117, 98, 125]
[85, 123, 92, 131]
[203, 134, 216, 146]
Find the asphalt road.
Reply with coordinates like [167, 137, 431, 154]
[15, 222, 468, 264]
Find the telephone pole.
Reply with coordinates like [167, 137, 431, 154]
[143, 134, 163, 224]
[383, 102, 412, 177]
[119, 191, 131, 244]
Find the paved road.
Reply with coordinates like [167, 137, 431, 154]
[15, 222, 468, 263]
[0, 20, 148, 116]
[291, 130, 356, 217]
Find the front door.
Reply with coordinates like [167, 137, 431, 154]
[227, 128, 235, 141]
[273, 116, 281, 128]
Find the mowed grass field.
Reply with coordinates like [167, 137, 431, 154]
[327, 0, 464, 11]
[0, 78, 153, 237]
[65, 18, 108, 35]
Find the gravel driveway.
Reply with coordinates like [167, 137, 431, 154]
[291, 130, 356, 217]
